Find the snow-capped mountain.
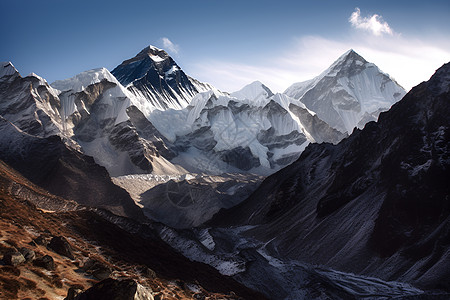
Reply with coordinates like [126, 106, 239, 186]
[149, 81, 346, 175]
[285, 49, 406, 134]
[51, 67, 180, 176]
[111, 45, 214, 110]
[2, 49, 399, 178]
[0, 62, 65, 139]
[213, 62, 450, 290]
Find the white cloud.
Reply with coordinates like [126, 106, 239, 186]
[349, 8, 393, 36]
[160, 37, 179, 55]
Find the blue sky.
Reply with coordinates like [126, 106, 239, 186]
[1, 0, 449, 92]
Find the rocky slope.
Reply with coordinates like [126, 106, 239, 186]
[111, 45, 214, 110]
[0, 116, 144, 220]
[212, 62, 450, 291]
[0, 159, 266, 299]
[285, 49, 406, 134]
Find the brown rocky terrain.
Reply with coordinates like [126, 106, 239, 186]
[0, 160, 266, 299]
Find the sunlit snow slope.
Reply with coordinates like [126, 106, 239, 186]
[285, 50, 406, 134]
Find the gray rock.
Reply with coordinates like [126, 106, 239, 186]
[136, 265, 156, 279]
[33, 235, 47, 246]
[2, 251, 25, 266]
[33, 254, 55, 270]
[74, 278, 153, 300]
[48, 236, 75, 259]
[81, 258, 112, 280]
[19, 247, 35, 261]
[65, 287, 83, 300]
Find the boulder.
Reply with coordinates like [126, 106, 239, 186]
[33, 235, 47, 246]
[74, 278, 153, 300]
[19, 247, 36, 261]
[33, 255, 55, 270]
[65, 287, 84, 300]
[81, 258, 112, 280]
[135, 265, 156, 279]
[2, 251, 25, 266]
[48, 236, 75, 259]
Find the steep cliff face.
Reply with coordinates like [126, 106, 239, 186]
[212, 63, 450, 290]
[0, 62, 64, 138]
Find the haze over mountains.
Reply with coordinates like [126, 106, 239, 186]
[0, 45, 448, 300]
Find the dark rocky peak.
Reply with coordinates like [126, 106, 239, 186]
[426, 62, 450, 95]
[136, 45, 168, 59]
[123, 45, 169, 65]
[343, 49, 366, 62]
[112, 45, 175, 86]
[111, 45, 213, 110]
[0, 61, 20, 80]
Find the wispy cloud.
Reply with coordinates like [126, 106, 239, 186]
[349, 8, 393, 36]
[160, 37, 179, 55]
[189, 34, 450, 94]
[188, 8, 449, 94]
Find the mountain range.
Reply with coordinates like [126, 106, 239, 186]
[0, 47, 405, 179]
[1, 45, 448, 300]
[212, 61, 450, 292]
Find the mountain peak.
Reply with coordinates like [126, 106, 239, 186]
[231, 80, 274, 102]
[285, 49, 406, 133]
[0, 61, 20, 79]
[137, 45, 167, 57]
[111, 45, 214, 110]
[342, 49, 363, 60]
[121, 45, 169, 66]
[327, 49, 368, 75]
[427, 62, 450, 95]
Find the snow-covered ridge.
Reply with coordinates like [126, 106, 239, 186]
[51, 67, 121, 93]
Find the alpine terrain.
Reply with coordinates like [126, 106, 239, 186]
[211, 62, 450, 294]
[1, 43, 448, 300]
